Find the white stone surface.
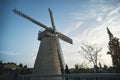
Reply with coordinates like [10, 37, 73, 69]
[32, 30, 62, 80]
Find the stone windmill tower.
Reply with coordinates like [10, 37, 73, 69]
[13, 8, 73, 76]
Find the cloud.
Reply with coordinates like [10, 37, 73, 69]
[71, 9, 97, 21]
[107, 7, 120, 17]
[97, 16, 103, 22]
[90, 0, 120, 6]
[63, 5, 120, 68]
[81, 6, 120, 65]
[62, 21, 83, 35]
[0, 51, 17, 55]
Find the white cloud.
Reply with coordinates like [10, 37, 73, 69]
[97, 16, 103, 22]
[107, 7, 120, 17]
[71, 9, 97, 20]
[63, 6, 120, 68]
[82, 6, 120, 66]
[63, 21, 83, 35]
[25, 3, 120, 68]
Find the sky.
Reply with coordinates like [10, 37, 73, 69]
[0, 0, 120, 68]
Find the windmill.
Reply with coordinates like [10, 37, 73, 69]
[13, 8, 73, 76]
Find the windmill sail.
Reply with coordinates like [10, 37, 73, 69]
[48, 8, 65, 73]
[48, 8, 55, 30]
[13, 8, 73, 79]
[58, 32, 73, 44]
[54, 36, 65, 73]
[13, 8, 49, 30]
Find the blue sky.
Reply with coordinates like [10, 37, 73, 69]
[0, 0, 120, 68]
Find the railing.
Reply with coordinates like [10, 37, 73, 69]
[19, 73, 120, 80]
[1, 73, 120, 80]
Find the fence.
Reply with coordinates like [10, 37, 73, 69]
[1, 73, 120, 80]
[20, 73, 120, 80]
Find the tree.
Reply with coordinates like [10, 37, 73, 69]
[24, 65, 27, 69]
[65, 64, 69, 74]
[107, 28, 120, 72]
[0, 60, 4, 75]
[75, 64, 79, 70]
[79, 43, 102, 72]
[19, 63, 23, 68]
